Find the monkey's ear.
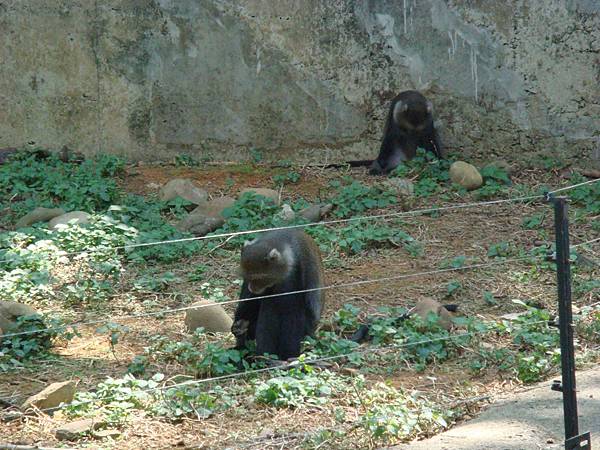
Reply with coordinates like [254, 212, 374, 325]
[267, 248, 282, 262]
[393, 101, 408, 120]
[426, 101, 433, 114]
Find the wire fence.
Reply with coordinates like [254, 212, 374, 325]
[0, 176, 598, 441]
[0, 254, 543, 339]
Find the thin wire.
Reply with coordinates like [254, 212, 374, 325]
[1, 177, 596, 266]
[572, 237, 600, 248]
[10, 318, 551, 415]
[549, 177, 600, 194]
[0, 194, 543, 266]
[0, 255, 541, 339]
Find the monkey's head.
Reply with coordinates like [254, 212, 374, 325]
[392, 95, 433, 132]
[240, 238, 294, 294]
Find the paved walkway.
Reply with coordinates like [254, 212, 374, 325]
[388, 368, 599, 450]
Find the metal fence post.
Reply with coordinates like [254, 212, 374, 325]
[549, 195, 591, 450]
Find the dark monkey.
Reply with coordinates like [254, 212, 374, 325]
[369, 90, 443, 175]
[232, 229, 325, 361]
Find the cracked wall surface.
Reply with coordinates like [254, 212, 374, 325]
[0, 0, 598, 164]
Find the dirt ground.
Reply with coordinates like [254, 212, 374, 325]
[0, 162, 598, 449]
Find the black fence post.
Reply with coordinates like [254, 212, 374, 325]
[549, 195, 591, 450]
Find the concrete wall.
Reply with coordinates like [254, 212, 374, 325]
[1, 0, 598, 164]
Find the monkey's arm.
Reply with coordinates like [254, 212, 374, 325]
[232, 282, 260, 348]
[419, 126, 444, 159]
[302, 264, 324, 335]
[370, 132, 398, 175]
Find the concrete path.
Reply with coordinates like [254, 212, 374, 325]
[388, 368, 599, 450]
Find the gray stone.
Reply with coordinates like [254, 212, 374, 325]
[94, 428, 121, 439]
[239, 188, 280, 204]
[298, 204, 322, 223]
[21, 380, 76, 411]
[190, 216, 225, 236]
[449, 161, 483, 190]
[55, 418, 102, 441]
[191, 196, 236, 219]
[277, 204, 295, 223]
[298, 203, 333, 223]
[0, 301, 38, 333]
[48, 211, 91, 229]
[158, 178, 208, 205]
[14, 207, 65, 229]
[184, 300, 233, 333]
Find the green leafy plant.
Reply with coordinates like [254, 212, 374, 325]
[360, 383, 450, 443]
[254, 363, 352, 408]
[0, 314, 75, 370]
[473, 165, 511, 200]
[329, 180, 397, 218]
[272, 171, 301, 186]
[136, 330, 248, 377]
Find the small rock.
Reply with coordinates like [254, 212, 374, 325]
[383, 178, 414, 196]
[188, 217, 225, 237]
[258, 428, 275, 439]
[184, 300, 233, 333]
[298, 203, 333, 223]
[411, 298, 455, 330]
[0, 301, 38, 332]
[94, 428, 121, 439]
[159, 179, 208, 205]
[298, 204, 321, 222]
[191, 196, 235, 218]
[319, 203, 333, 218]
[177, 212, 224, 233]
[15, 207, 66, 229]
[239, 188, 280, 204]
[449, 161, 483, 190]
[277, 204, 295, 222]
[49, 211, 91, 229]
[22, 380, 76, 411]
[56, 418, 102, 441]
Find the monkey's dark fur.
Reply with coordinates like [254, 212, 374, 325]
[350, 304, 458, 343]
[370, 90, 443, 175]
[232, 229, 324, 361]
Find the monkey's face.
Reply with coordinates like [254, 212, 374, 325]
[240, 241, 292, 295]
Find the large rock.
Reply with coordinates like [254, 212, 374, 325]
[177, 215, 225, 236]
[411, 298, 455, 330]
[159, 178, 208, 205]
[55, 418, 103, 441]
[184, 299, 233, 333]
[449, 161, 484, 190]
[14, 207, 65, 229]
[239, 188, 280, 204]
[48, 211, 91, 229]
[0, 301, 38, 332]
[190, 196, 236, 218]
[298, 203, 333, 223]
[21, 380, 76, 411]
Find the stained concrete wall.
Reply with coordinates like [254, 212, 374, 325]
[0, 0, 598, 164]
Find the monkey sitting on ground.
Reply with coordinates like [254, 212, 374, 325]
[350, 298, 458, 343]
[232, 229, 325, 361]
[369, 90, 444, 175]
